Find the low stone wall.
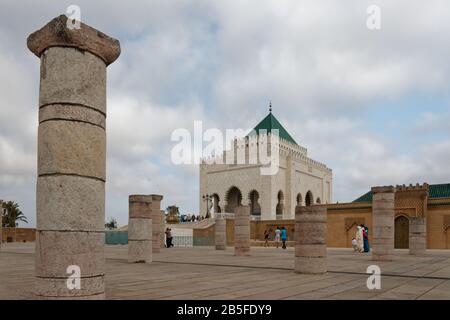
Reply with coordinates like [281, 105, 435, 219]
[105, 231, 128, 245]
[1, 228, 36, 242]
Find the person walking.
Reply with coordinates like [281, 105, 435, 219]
[165, 227, 173, 248]
[362, 225, 370, 253]
[274, 226, 281, 249]
[281, 226, 287, 249]
[264, 229, 270, 247]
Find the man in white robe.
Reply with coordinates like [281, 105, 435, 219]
[355, 226, 364, 253]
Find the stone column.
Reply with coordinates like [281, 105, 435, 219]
[294, 205, 327, 274]
[371, 186, 395, 261]
[150, 195, 163, 253]
[215, 215, 226, 250]
[409, 217, 426, 255]
[0, 200, 3, 250]
[160, 210, 166, 248]
[28, 15, 120, 299]
[128, 195, 152, 263]
[234, 206, 250, 256]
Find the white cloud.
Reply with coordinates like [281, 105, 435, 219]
[1, 0, 450, 226]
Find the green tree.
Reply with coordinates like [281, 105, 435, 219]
[104, 217, 118, 230]
[2, 201, 28, 227]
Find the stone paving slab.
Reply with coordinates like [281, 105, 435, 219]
[1, 243, 450, 300]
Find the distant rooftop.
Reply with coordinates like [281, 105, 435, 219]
[353, 183, 450, 202]
[247, 103, 298, 145]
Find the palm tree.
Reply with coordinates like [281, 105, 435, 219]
[2, 201, 28, 227]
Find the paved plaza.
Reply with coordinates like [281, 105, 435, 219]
[1, 243, 450, 300]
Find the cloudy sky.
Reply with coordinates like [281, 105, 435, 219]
[1, 1, 449, 227]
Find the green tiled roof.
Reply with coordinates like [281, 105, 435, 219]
[248, 112, 298, 145]
[429, 183, 450, 198]
[353, 183, 450, 203]
[353, 191, 373, 203]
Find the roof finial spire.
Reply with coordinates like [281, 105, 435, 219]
[269, 101, 272, 113]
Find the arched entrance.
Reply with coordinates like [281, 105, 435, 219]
[347, 223, 359, 247]
[395, 215, 409, 249]
[446, 227, 450, 249]
[225, 186, 242, 213]
[276, 191, 284, 216]
[305, 191, 313, 206]
[248, 190, 261, 216]
[211, 194, 221, 214]
[296, 193, 302, 206]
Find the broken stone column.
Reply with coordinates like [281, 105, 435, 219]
[128, 195, 152, 263]
[295, 205, 327, 274]
[160, 210, 166, 248]
[215, 215, 226, 250]
[150, 195, 163, 253]
[234, 206, 250, 256]
[409, 217, 426, 255]
[28, 15, 120, 299]
[0, 200, 2, 250]
[371, 186, 395, 261]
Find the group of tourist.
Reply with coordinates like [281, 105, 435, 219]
[180, 214, 206, 223]
[352, 224, 370, 253]
[263, 226, 288, 249]
[164, 227, 174, 248]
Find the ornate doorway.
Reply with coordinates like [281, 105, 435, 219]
[395, 215, 409, 248]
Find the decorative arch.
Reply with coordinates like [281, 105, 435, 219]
[225, 186, 242, 213]
[248, 190, 261, 216]
[296, 193, 302, 206]
[394, 215, 409, 249]
[211, 193, 221, 214]
[305, 191, 313, 206]
[276, 190, 284, 216]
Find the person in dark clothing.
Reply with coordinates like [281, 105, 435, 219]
[165, 228, 174, 248]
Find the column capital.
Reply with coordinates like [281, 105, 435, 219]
[27, 14, 120, 65]
[150, 194, 164, 201]
[371, 186, 396, 194]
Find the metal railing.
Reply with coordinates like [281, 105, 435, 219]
[172, 235, 193, 247]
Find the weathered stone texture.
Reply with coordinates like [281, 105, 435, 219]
[371, 186, 395, 261]
[30, 15, 120, 299]
[35, 231, 105, 277]
[39, 47, 107, 112]
[234, 206, 250, 256]
[128, 239, 152, 263]
[295, 205, 327, 274]
[128, 195, 154, 262]
[37, 175, 104, 231]
[215, 216, 227, 250]
[128, 218, 152, 241]
[38, 121, 106, 179]
[409, 217, 426, 255]
[27, 14, 120, 66]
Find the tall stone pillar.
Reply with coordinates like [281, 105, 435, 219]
[28, 15, 120, 299]
[0, 200, 3, 250]
[215, 215, 226, 250]
[371, 186, 395, 261]
[149, 195, 163, 253]
[160, 210, 166, 248]
[294, 205, 327, 274]
[234, 206, 250, 256]
[128, 195, 152, 263]
[409, 217, 426, 255]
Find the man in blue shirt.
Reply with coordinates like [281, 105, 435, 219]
[281, 226, 287, 249]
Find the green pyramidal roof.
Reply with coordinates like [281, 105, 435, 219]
[353, 183, 450, 203]
[248, 112, 298, 145]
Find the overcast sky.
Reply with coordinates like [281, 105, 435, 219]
[1, 1, 450, 227]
